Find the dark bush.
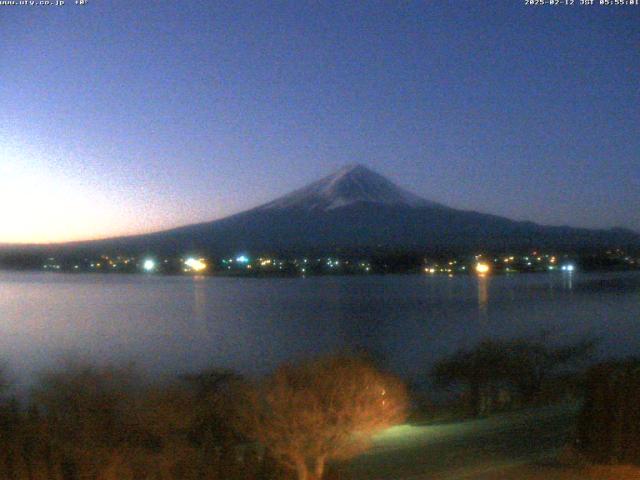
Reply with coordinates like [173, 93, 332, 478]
[432, 335, 595, 416]
[0, 363, 282, 480]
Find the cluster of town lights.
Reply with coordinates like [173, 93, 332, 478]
[48, 252, 577, 277]
[141, 257, 208, 273]
[422, 253, 580, 277]
[34, 249, 639, 277]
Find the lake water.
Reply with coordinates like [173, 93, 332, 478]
[1, 270, 639, 386]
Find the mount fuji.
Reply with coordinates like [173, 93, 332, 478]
[38, 165, 640, 256]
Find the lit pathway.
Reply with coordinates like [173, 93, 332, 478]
[335, 403, 580, 480]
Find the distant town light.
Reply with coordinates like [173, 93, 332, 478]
[185, 257, 207, 272]
[475, 262, 490, 275]
[143, 259, 156, 272]
[236, 255, 249, 264]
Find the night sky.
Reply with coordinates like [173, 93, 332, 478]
[1, 1, 639, 243]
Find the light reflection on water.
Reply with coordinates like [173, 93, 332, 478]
[476, 275, 490, 321]
[0, 271, 639, 385]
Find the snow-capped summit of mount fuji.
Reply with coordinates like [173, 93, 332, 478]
[256, 164, 439, 212]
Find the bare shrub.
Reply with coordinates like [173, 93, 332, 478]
[241, 355, 408, 480]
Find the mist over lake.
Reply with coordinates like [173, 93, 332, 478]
[1, 271, 639, 386]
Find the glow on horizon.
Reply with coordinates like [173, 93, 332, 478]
[0, 147, 213, 244]
[1, 160, 98, 243]
[0, 167, 146, 244]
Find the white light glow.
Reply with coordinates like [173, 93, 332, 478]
[143, 259, 156, 272]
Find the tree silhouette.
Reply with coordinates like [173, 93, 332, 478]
[432, 335, 596, 415]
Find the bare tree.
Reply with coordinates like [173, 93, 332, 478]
[242, 355, 408, 480]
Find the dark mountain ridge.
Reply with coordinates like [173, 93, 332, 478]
[3, 165, 639, 257]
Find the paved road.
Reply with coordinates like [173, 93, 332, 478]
[334, 403, 580, 480]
